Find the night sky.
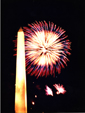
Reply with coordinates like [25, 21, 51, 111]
[2, 0, 85, 113]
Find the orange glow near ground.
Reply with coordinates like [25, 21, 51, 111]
[15, 28, 27, 113]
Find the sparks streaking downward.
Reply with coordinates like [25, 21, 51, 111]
[23, 21, 71, 78]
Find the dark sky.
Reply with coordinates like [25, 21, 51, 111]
[2, 0, 85, 112]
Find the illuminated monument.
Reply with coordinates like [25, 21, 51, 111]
[15, 28, 27, 113]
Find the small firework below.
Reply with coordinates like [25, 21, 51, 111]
[45, 85, 53, 96]
[35, 95, 37, 98]
[53, 84, 66, 95]
[32, 101, 35, 105]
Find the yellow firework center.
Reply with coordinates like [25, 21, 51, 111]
[27, 31, 62, 66]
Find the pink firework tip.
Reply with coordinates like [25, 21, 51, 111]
[45, 85, 53, 96]
[53, 84, 66, 95]
[22, 21, 71, 78]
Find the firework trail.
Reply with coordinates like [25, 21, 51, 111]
[53, 84, 66, 95]
[14, 21, 71, 78]
[45, 85, 53, 96]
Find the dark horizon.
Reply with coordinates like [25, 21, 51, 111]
[2, 0, 85, 112]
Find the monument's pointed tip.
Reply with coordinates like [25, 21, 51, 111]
[18, 27, 23, 32]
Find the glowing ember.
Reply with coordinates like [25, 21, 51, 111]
[53, 84, 66, 94]
[23, 21, 71, 78]
[35, 95, 37, 98]
[45, 85, 53, 96]
[32, 101, 35, 105]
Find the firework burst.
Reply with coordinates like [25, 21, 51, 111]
[22, 21, 71, 78]
[53, 84, 66, 95]
[45, 85, 53, 96]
